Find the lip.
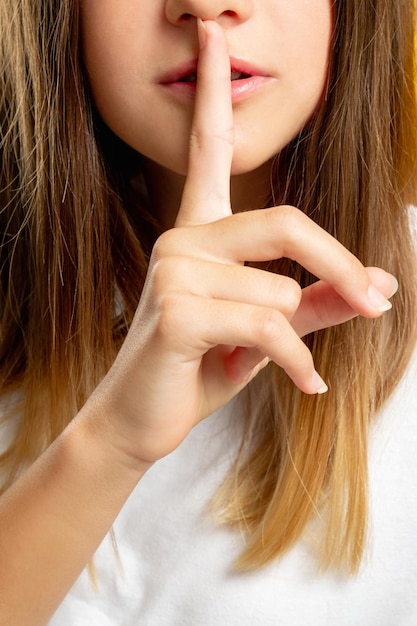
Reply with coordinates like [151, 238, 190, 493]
[159, 56, 275, 103]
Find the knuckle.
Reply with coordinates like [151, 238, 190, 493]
[277, 277, 302, 318]
[150, 257, 183, 295]
[189, 128, 207, 155]
[251, 308, 286, 347]
[151, 228, 183, 262]
[250, 307, 314, 375]
[150, 256, 195, 297]
[157, 292, 190, 340]
[267, 204, 302, 245]
[213, 126, 234, 149]
[151, 232, 171, 263]
[189, 125, 234, 154]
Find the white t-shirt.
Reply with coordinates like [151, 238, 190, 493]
[28, 347, 417, 626]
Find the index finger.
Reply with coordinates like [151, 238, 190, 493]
[176, 20, 234, 227]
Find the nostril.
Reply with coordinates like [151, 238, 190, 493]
[179, 11, 237, 22]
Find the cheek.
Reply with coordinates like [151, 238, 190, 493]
[80, 11, 193, 173]
[275, 0, 332, 101]
[287, 14, 332, 104]
[80, 3, 149, 132]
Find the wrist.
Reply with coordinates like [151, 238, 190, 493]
[74, 394, 155, 480]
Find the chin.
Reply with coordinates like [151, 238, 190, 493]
[139, 138, 279, 180]
[229, 151, 276, 177]
[230, 160, 260, 177]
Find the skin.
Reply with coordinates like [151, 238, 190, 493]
[81, 0, 335, 226]
[0, 8, 397, 626]
[81, 0, 333, 183]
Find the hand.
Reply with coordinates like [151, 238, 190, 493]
[93, 20, 395, 465]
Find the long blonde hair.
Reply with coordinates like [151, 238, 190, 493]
[1, 0, 416, 573]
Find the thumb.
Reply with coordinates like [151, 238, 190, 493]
[292, 267, 398, 337]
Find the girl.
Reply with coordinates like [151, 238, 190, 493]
[1, 1, 416, 624]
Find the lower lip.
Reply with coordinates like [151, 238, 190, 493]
[161, 75, 274, 104]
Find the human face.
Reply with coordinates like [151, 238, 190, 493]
[80, 0, 332, 177]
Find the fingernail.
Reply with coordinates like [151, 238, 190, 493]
[388, 274, 399, 298]
[312, 371, 328, 395]
[197, 18, 207, 49]
[368, 284, 393, 312]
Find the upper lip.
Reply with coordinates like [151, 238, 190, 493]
[159, 56, 269, 84]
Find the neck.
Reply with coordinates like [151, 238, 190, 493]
[142, 159, 273, 231]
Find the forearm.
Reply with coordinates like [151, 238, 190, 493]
[0, 405, 149, 626]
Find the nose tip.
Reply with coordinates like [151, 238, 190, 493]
[165, 0, 253, 26]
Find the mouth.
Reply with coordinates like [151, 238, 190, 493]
[159, 57, 274, 103]
[177, 70, 252, 83]
[160, 57, 265, 85]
